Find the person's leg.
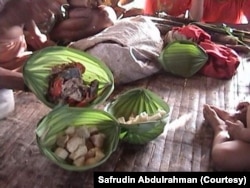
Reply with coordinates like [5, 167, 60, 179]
[246, 105, 250, 129]
[210, 105, 246, 126]
[211, 140, 250, 171]
[0, 89, 15, 119]
[203, 104, 230, 144]
[203, 104, 250, 171]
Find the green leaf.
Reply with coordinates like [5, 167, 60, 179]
[23, 46, 114, 108]
[158, 40, 208, 78]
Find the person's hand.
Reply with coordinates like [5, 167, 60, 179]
[2, 0, 60, 27]
[49, 5, 117, 43]
[226, 120, 245, 140]
[67, 0, 104, 8]
[236, 101, 250, 113]
[122, 8, 144, 18]
[24, 20, 56, 51]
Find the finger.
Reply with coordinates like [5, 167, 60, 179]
[68, 8, 93, 18]
[54, 18, 90, 31]
[236, 103, 246, 111]
[225, 120, 235, 126]
[67, 0, 89, 7]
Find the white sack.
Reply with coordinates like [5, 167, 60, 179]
[69, 15, 163, 84]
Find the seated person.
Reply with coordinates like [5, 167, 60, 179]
[134, 0, 250, 28]
[203, 102, 250, 171]
[0, 0, 116, 119]
[0, 0, 60, 119]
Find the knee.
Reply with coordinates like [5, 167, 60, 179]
[211, 146, 230, 171]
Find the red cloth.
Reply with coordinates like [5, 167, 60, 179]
[167, 25, 240, 79]
[144, 0, 191, 16]
[171, 25, 211, 43]
[203, 0, 250, 24]
[144, 0, 250, 24]
[199, 40, 240, 79]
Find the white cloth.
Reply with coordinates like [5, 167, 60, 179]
[0, 89, 15, 119]
[70, 15, 163, 84]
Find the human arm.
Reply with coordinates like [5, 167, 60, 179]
[24, 20, 56, 51]
[0, 67, 27, 91]
[49, 3, 117, 43]
[0, 0, 60, 31]
[188, 0, 204, 21]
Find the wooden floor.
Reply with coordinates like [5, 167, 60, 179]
[0, 56, 250, 187]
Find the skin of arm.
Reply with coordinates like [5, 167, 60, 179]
[0, 67, 26, 91]
[188, 0, 204, 21]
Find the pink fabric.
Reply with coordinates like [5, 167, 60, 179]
[169, 25, 240, 79]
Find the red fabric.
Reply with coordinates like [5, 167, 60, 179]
[199, 40, 240, 79]
[172, 25, 211, 43]
[144, 0, 250, 24]
[169, 25, 240, 79]
[144, 0, 191, 16]
[203, 0, 250, 24]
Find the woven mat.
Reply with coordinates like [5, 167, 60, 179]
[0, 56, 249, 187]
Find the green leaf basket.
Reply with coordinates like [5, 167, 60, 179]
[36, 105, 120, 171]
[23, 46, 114, 108]
[105, 88, 170, 144]
[158, 40, 208, 78]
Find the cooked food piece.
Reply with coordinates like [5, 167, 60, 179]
[54, 125, 106, 167]
[85, 147, 105, 165]
[76, 126, 90, 139]
[85, 147, 97, 159]
[69, 145, 88, 160]
[66, 136, 85, 153]
[54, 147, 69, 160]
[64, 126, 76, 136]
[56, 134, 69, 148]
[73, 156, 86, 167]
[90, 133, 106, 148]
[88, 127, 99, 135]
[118, 109, 168, 124]
[46, 62, 99, 107]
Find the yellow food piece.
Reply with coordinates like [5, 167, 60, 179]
[69, 145, 88, 160]
[54, 147, 69, 160]
[118, 109, 167, 124]
[73, 156, 86, 167]
[90, 133, 106, 148]
[85, 148, 105, 165]
[66, 136, 85, 153]
[56, 134, 69, 148]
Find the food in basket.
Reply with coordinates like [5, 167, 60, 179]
[117, 109, 167, 124]
[105, 88, 170, 144]
[46, 62, 99, 107]
[54, 126, 106, 167]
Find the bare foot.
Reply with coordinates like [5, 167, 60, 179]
[203, 104, 227, 133]
[209, 105, 236, 122]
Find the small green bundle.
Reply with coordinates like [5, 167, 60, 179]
[105, 88, 170, 144]
[158, 40, 208, 78]
[23, 46, 114, 108]
[36, 105, 120, 171]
